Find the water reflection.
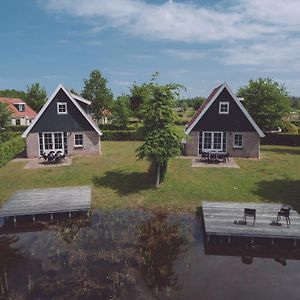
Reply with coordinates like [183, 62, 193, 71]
[0, 211, 300, 299]
[136, 212, 187, 294]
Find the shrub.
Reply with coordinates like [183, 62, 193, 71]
[102, 130, 142, 141]
[8, 125, 28, 132]
[0, 131, 20, 143]
[261, 133, 300, 146]
[280, 121, 299, 134]
[0, 136, 25, 167]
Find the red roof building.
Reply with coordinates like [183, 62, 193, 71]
[0, 98, 37, 126]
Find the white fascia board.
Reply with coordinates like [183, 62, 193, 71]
[22, 84, 62, 138]
[223, 83, 265, 137]
[22, 84, 102, 138]
[71, 93, 91, 105]
[184, 84, 225, 135]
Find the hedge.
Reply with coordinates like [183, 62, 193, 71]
[102, 130, 143, 141]
[0, 131, 20, 143]
[261, 133, 300, 146]
[8, 125, 28, 132]
[0, 136, 25, 167]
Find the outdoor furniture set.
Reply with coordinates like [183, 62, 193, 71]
[241, 206, 291, 227]
[201, 150, 229, 164]
[39, 151, 66, 164]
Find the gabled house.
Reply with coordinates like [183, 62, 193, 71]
[22, 84, 102, 158]
[185, 83, 264, 158]
[0, 97, 37, 126]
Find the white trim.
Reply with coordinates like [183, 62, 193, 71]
[41, 132, 64, 153]
[184, 83, 265, 137]
[74, 133, 84, 148]
[219, 102, 229, 114]
[22, 84, 102, 138]
[57, 102, 68, 114]
[202, 131, 224, 151]
[71, 93, 91, 105]
[233, 133, 243, 148]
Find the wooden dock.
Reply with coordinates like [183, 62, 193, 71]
[202, 201, 300, 241]
[0, 186, 91, 223]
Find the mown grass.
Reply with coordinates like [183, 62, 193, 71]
[0, 142, 300, 212]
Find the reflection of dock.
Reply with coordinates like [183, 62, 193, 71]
[202, 201, 300, 243]
[0, 186, 91, 224]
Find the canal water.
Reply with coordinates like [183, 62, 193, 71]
[0, 210, 300, 300]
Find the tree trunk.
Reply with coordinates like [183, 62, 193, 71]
[155, 162, 160, 188]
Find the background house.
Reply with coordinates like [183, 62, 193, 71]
[185, 83, 265, 158]
[0, 97, 37, 126]
[22, 84, 102, 158]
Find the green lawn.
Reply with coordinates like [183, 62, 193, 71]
[1, 142, 300, 212]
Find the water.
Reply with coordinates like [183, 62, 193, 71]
[0, 210, 300, 300]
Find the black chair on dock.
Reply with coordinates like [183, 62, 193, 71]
[277, 207, 291, 227]
[243, 208, 256, 226]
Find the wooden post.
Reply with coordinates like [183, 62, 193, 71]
[32, 215, 36, 222]
[50, 213, 53, 220]
[14, 216, 16, 224]
[69, 212, 72, 218]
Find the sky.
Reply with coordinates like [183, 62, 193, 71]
[1, 0, 300, 98]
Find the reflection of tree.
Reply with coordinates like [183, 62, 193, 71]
[0, 235, 25, 298]
[136, 213, 186, 292]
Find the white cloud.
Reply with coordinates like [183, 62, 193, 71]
[40, 0, 278, 42]
[163, 49, 205, 60]
[221, 38, 300, 70]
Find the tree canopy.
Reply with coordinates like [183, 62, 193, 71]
[110, 95, 131, 129]
[237, 78, 291, 131]
[81, 70, 113, 122]
[26, 83, 47, 112]
[0, 103, 11, 129]
[136, 78, 184, 187]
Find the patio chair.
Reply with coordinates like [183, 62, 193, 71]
[277, 207, 291, 227]
[243, 208, 256, 226]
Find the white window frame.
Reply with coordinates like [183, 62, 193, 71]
[202, 131, 224, 151]
[74, 133, 84, 148]
[219, 102, 229, 114]
[233, 133, 243, 148]
[57, 102, 68, 114]
[42, 132, 64, 153]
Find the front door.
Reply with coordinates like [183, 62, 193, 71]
[202, 132, 224, 152]
[42, 132, 64, 153]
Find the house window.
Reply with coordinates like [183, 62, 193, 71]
[16, 119, 21, 126]
[74, 134, 83, 147]
[233, 133, 243, 148]
[219, 102, 229, 114]
[202, 132, 224, 151]
[18, 104, 25, 112]
[57, 102, 67, 114]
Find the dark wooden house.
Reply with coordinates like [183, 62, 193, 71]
[185, 83, 264, 158]
[22, 84, 102, 158]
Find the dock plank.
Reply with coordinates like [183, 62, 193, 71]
[0, 186, 92, 217]
[202, 201, 300, 240]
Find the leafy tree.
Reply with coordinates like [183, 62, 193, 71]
[129, 83, 150, 120]
[81, 70, 113, 122]
[0, 103, 11, 129]
[26, 83, 47, 112]
[111, 95, 130, 129]
[136, 77, 184, 187]
[237, 78, 291, 131]
[0, 89, 27, 100]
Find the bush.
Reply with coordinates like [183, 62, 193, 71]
[102, 130, 143, 141]
[281, 121, 299, 134]
[261, 133, 300, 146]
[8, 125, 28, 132]
[0, 131, 20, 143]
[0, 136, 25, 167]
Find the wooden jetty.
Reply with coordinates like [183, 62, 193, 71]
[0, 186, 91, 223]
[202, 201, 300, 243]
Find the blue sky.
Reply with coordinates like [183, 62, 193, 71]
[1, 0, 300, 98]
